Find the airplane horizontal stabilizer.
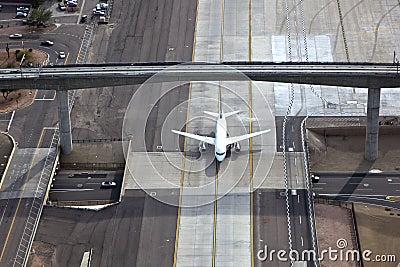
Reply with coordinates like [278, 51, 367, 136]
[224, 110, 241, 118]
[204, 111, 219, 117]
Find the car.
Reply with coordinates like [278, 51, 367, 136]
[16, 7, 29, 12]
[16, 12, 27, 18]
[101, 181, 117, 188]
[66, 1, 77, 7]
[80, 14, 88, 23]
[386, 196, 400, 202]
[58, 51, 66, 59]
[96, 3, 108, 10]
[9, 33, 23, 39]
[92, 9, 105, 16]
[311, 174, 320, 183]
[58, 3, 66, 10]
[40, 40, 54, 46]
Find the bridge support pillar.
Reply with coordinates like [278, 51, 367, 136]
[57, 90, 72, 154]
[365, 87, 381, 161]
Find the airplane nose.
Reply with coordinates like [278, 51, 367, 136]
[215, 155, 224, 162]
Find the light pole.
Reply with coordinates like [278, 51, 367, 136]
[20, 53, 25, 77]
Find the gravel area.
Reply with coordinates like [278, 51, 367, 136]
[314, 203, 359, 267]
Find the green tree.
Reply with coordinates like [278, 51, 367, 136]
[28, 7, 52, 26]
[31, 0, 45, 8]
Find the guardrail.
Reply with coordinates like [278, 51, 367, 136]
[61, 162, 125, 170]
[72, 137, 127, 143]
[68, 19, 97, 111]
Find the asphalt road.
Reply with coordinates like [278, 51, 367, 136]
[253, 189, 290, 267]
[313, 172, 400, 209]
[49, 171, 123, 202]
[35, 0, 197, 266]
[35, 190, 179, 266]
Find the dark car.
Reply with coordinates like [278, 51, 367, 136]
[311, 174, 320, 183]
[80, 14, 88, 23]
[101, 181, 117, 188]
[40, 40, 54, 46]
[58, 3, 66, 11]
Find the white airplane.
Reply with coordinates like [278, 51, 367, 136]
[172, 109, 271, 162]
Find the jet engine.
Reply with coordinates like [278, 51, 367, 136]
[234, 142, 241, 152]
[199, 141, 206, 151]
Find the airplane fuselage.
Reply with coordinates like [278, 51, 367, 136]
[215, 113, 228, 162]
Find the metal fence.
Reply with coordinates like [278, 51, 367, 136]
[61, 162, 125, 170]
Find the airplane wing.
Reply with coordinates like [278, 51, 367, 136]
[172, 130, 215, 145]
[226, 129, 271, 145]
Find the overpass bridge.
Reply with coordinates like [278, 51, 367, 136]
[1, 62, 399, 160]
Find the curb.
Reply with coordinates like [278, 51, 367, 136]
[44, 201, 120, 211]
[0, 131, 17, 190]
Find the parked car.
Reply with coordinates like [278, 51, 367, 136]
[9, 33, 23, 39]
[58, 3, 66, 11]
[16, 6, 29, 12]
[58, 51, 66, 59]
[96, 3, 108, 10]
[40, 40, 54, 46]
[92, 9, 105, 16]
[16, 12, 27, 18]
[66, 1, 77, 7]
[101, 181, 117, 188]
[80, 14, 88, 23]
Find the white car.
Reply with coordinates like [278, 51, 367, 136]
[58, 51, 66, 59]
[101, 181, 117, 188]
[92, 9, 105, 16]
[16, 12, 27, 18]
[96, 3, 108, 10]
[16, 6, 29, 12]
[9, 33, 23, 39]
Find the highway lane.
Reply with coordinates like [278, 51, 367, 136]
[49, 171, 123, 202]
[312, 172, 400, 209]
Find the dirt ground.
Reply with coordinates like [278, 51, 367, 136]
[354, 204, 400, 267]
[0, 49, 47, 113]
[26, 241, 55, 267]
[314, 203, 359, 267]
[308, 127, 400, 173]
[0, 23, 57, 35]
